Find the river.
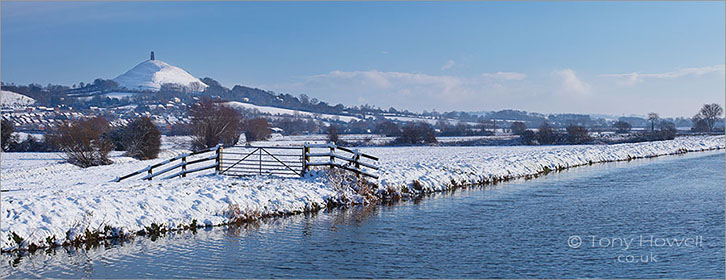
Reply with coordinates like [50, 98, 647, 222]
[3, 151, 724, 278]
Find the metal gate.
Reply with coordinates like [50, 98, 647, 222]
[219, 146, 304, 177]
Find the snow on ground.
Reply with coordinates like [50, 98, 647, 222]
[103, 92, 137, 100]
[225, 101, 360, 123]
[1, 135, 723, 251]
[114, 59, 207, 92]
[172, 133, 518, 147]
[1, 90, 35, 107]
[382, 115, 480, 126]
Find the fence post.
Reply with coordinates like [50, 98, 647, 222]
[147, 166, 153, 181]
[329, 142, 335, 169]
[216, 145, 223, 175]
[354, 151, 360, 179]
[301, 144, 309, 177]
[181, 156, 187, 178]
[259, 148, 263, 175]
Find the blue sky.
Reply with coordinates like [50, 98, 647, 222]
[2, 1, 724, 116]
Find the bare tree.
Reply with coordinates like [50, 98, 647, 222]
[374, 120, 401, 136]
[566, 125, 591, 144]
[122, 117, 161, 160]
[694, 103, 723, 132]
[613, 121, 632, 134]
[46, 117, 113, 167]
[243, 118, 271, 142]
[659, 121, 677, 140]
[189, 99, 242, 151]
[396, 122, 436, 145]
[647, 112, 659, 132]
[521, 130, 537, 145]
[537, 121, 555, 145]
[326, 125, 340, 144]
[510, 121, 527, 135]
[691, 116, 710, 132]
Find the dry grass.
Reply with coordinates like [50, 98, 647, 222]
[223, 203, 262, 225]
[322, 168, 380, 204]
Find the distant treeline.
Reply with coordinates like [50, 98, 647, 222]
[3, 78, 723, 136]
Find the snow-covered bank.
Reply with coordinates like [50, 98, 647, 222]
[369, 136, 724, 193]
[2, 136, 723, 252]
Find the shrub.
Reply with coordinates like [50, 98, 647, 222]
[510, 121, 527, 135]
[243, 118, 271, 142]
[106, 127, 125, 151]
[520, 130, 536, 145]
[566, 125, 591, 144]
[168, 123, 192, 136]
[1, 120, 16, 152]
[10, 135, 53, 152]
[691, 117, 710, 132]
[396, 122, 437, 145]
[189, 99, 242, 151]
[46, 117, 113, 167]
[326, 125, 340, 144]
[657, 121, 677, 140]
[613, 121, 631, 134]
[536, 121, 556, 145]
[122, 117, 161, 160]
[374, 120, 401, 136]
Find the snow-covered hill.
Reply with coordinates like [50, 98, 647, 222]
[1, 90, 35, 107]
[114, 59, 207, 92]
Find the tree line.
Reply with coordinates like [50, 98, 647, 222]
[0, 98, 274, 168]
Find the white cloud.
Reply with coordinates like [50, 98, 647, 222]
[298, 70, 524, 109]
[481, 71, 527, 80]
[600, 64, 725, 85]
[264, 68, 600, 112]
[552, 69, 590, 95]
[308, 70, 464, 97]
[441, 60, 456, 70]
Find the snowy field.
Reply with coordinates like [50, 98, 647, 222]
[225, 101, 360, 122]
[163, 134, 519, 149]
[1, 135, 723, 251]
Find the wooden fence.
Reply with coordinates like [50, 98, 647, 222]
[115, 145, 221, 182]
[115, 142, 379, 182]
[303, 142, 380, 179]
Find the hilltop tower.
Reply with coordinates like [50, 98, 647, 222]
[150, 51, 155, 61]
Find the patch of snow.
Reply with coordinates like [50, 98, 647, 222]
[225, 101, 360, 122]
[114, 60, 207, 92]
[103, 92, 137, 100]
[1, 90, 35, 107]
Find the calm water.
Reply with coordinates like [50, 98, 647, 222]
[3, 151, 724, 278]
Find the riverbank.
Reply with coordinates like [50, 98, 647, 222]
[1, 135, 723, 252]
[4, 150, 724, 278]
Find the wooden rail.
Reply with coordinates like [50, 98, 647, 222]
[303, 142, 379, 179]
[115, 145, 221, 182]
[115, 142, 380, 182]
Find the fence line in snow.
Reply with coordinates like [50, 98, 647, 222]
[114, 142, 379, 182]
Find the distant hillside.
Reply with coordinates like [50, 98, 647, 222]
[114, 59, 207, 92]
[1, 90, 35, 107]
